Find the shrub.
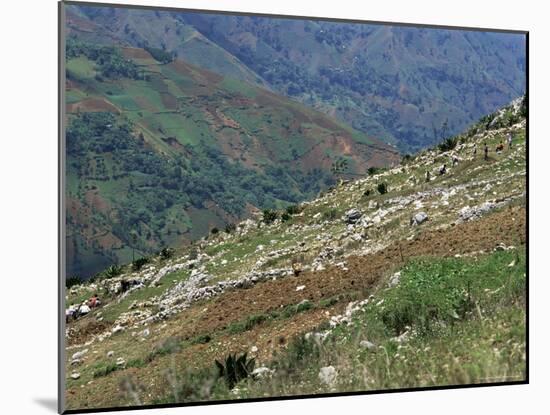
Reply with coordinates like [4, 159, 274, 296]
[286, 205, 302, 215]
[401, 154, 414, 164]
[228, 314, 270, 334]
[322, 208, 338, 221]
[211, 227, 219, 235]
[281, 212, 291, 222]
[377, 183, 388, 195]
[281, 300, 314, 318]
[191, 334, 212, 345]
[224, 223, 236, 233]
[66, 275, 82, 289]
[368, 167, 381, 176]
[363, 189, 372, 197]
[262, 209, 278, 224]
[92, 362, 119, 378]
[132, 257, 149, 271]
[319, 296, 340, 308]
[272, 335, 320, 373]
[215, 353, 256, 389]
[159, 247, 173, 260]
[147, 337, 181, 362]
[127, 358, 146, 368]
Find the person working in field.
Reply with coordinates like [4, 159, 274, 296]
[88, 294, 101, 309]
[452, 154, 459, 166]
[496, 141, 505, 153]
[484, 143, 489, 161]
[507, 132, 513, 149]
[439, 164, 447, 175]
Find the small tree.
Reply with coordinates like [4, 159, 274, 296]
[262, 209, 278, 224]
[159, 247, 173, 260]
[66, 275, 82, 289]
[224, 223, 237, 233]
[286, 204, 302, 215]
[331, 157, 349, 182]
[377, 183, 388, 195]
[132, 257, 149, 271]
[367, 167, 380, 176]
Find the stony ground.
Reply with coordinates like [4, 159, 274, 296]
[64, 106, 526, 410]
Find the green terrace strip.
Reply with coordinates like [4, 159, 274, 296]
[140, 296, 352, 367]
[92, 358, 146, 379]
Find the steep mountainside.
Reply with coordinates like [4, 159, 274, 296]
[65, 41, 398, 279]
[67, 4, 526, 153]
[64, 99, 526, 410]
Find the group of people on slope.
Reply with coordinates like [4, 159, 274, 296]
[65, 294, 101, 323]
[426, 132, 514, 182]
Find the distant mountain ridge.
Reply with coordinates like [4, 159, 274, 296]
[67, 4, 526, 153]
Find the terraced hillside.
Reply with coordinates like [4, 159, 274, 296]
[64, 99, 526, 410]
[66, 4, 526, 153]
[65, 42, 398, 279]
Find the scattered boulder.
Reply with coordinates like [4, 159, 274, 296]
[296, 285, 306, 292]
[410, 212, 429, 226]
[70, 372, 80, 380]
[71, 349, 88, 360]
[388, 271, 401, 288]
[344, 208, 363, 224]
[116, 357, 126, 367]
[106, 351, 114, 358]
[112, 325, 125, 334]
[359, 340, 377, 350]
[318, 366, 338, 386]
[252, 366, 274, 378]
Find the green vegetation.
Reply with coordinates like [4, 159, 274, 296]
[104, 265, 122, 279]
[66, 38, 141, 80]
[144, 46, 176, 64]
[146, 337, 181, 362]
[224, 223, 237, 233]
[92, 362, 119, 378]
[215, 353, 256, 389]
[377, 183, 388, 194]
[132, 257, 150, 271]
[262, 209, 279, 225]
[159, 248, 173, 260]
[438, 136, 459, 152]
[154, 249, 525, 403]
[66, 275, 82, 289]
[66, 110, 338, 278]
[227, 314, 270, 334]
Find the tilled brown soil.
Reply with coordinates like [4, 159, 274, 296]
[172, 206, 526, 340]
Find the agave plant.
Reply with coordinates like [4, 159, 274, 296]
[215, 352, 255, 389]
[104, 264, 122, 279]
